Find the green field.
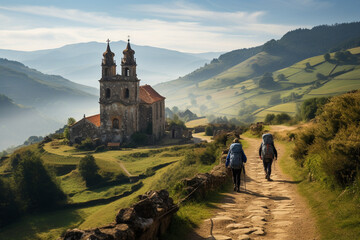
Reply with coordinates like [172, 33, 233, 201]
[0, 138, 222, 239]
[160, 47, 360, 123]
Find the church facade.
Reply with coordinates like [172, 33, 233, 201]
[69, 40, 166, 145]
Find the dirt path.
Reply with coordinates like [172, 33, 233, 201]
[187, 136, 318, 240]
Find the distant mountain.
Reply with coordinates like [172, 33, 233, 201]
[153, 22, 360, 121]
[0, 59, 100, 151]
[0, 58, 98, 117]
[0, 41, 222, 87]
[0, 94, 58, 150]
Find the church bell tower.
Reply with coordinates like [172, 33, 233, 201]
[99, 39, 140, 143]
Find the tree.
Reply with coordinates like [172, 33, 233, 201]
[79, 155, 100, 187]
[264, 114, 275, 124]
[277, 74, 287, 81]
[299, 97, 329, 121]
[0, 178, 19, 227]
[64, 117, 76, 140]
[258, 72, 276, 89]
[205, 126, 214, 136]
[324, 53, 331, 62]
[316, 73, 327, 80]
[13, 150, 65, 210]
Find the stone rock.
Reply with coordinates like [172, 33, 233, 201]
[63, 229, 85, 240]
[61, 190, 177, 240]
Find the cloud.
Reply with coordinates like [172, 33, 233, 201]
[0, 3, 301, 52]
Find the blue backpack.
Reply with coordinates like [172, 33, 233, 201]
[229, 143, 243, 169]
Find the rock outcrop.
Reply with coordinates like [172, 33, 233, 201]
[61, 190, 177, 240]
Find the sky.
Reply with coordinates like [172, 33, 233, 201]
[0, 0, 359, 53]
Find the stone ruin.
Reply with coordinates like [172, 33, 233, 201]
[61, 190, 178, 240]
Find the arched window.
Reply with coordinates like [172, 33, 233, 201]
[125, 68, 130, 76]
[105, 88, 111, 98]
[112, 118, 119, 129]
[104, 68, 109, 76]
[125, 88, 129, 98]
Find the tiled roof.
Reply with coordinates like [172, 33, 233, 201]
[139, 85, 165, 104]
[85, 114, 100, 127]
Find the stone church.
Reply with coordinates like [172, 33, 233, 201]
[69, 40, 166, 145]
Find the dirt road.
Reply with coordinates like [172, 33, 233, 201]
[187, 136, 318, 240]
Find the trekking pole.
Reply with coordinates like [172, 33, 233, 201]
[243, 164, 246, 192]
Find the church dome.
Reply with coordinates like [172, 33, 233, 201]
[102, 40, 115, 66]
[122, 39, 136, 65]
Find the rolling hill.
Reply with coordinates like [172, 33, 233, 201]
[155, 46, 360, 122]
[0, 94, 58, 150]
[0, 59, 99, 151]
[154, 22, 360, 121]
[0, 41, 222, 88]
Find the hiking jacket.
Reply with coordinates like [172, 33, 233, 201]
[258, 142, 278, 159]
[225, 143, 247, 167]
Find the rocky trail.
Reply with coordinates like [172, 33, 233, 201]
[187, 136, 319, 240]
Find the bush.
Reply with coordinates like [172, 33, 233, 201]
[76, 138, 95, 151]
[95, 145, 106, 153]
[299, 97, 329, 121]
[78, 155, 100, 187]
[0, 178, 19, 227]
[205, 126, 214, 136]
[264, 114, 275, 124]
[292, 90, 360, 187]
[13, 150, 66, 210]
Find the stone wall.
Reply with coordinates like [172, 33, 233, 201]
[69, 119, 100, 144]
[180, 150, 231, 200]
[60, 190, 178, 240]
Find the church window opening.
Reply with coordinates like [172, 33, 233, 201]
[156, 103, 159, 120]
[160, 103, 162, 118]
[104, 68, 109, 76]
[112, 118, 119, 129]
[105, 88, 111, 98]
[125, 68, 130, 76]
[125, 88, 130, 98]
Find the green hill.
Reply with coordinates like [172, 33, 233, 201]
[155, 46, 360, 121]
[154, 22, 360, 121]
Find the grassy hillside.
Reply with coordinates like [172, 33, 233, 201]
[155, 46, 360, 122]
[154, 22, 360, 122]
[0, 137, 223, 239]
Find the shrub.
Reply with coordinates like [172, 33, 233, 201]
[78, 155, 100, 187]
[95, 145, 106, 153]
[13, 150, 66, 210]
[76, 138, 95, 151]
[205, 126, 214, 136]
[0, 177, 19, 227]
[264, 114, 275, 124]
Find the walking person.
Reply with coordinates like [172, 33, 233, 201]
[259, 133, 277, 181]
[226, 138, 247, 192]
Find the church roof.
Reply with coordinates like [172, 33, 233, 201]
[139, 85, 165, 104]
[85, 114, 101, 127]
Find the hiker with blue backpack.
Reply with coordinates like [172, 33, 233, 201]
[259, 133, 278, 181]
[226, 138, 247, 192]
